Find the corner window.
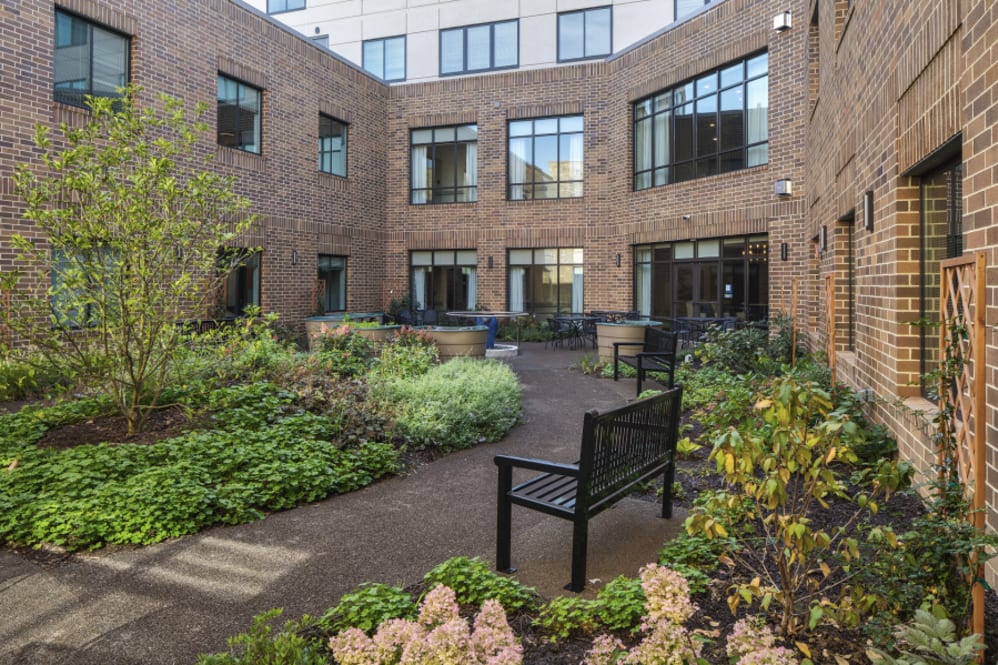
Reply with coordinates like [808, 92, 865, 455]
[268, 0, 305, 13]
[508, 248, 584, 316]
[634, 51, 768, 190]
[440, 20, 518, 76]
[318, 255, 346, 312]
[319, 115, 347, 177]
[217, 75, 262, 154]
[411, 125, 478, 204]
[509, 116, 584, 200]
[558, 7, 611, 62]
[363, 36, 406, 82]
[53, 10, 129, 107]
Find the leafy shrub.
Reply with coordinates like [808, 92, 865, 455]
[375, 358, 521, 452]
[595, 575, 646, 632]
[320, 583, 417, 635]
[197, 609, 327, 665]
[533, 596, 598, 641]
[422, 556, 539, 614]
[372, 327, 438, 379]
[315, 327, 375, 377]
[0, 355, 67, 402]
[868, 608, 985, 665]
[658, 530, 735, 595]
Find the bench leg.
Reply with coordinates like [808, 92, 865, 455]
[567, 518, 588, 592]
[496, 465, 515, 573]
[661, 463, 675, 519]
[635, 363, 644, 396]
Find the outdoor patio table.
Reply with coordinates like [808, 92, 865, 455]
[552, 315, 599, 350]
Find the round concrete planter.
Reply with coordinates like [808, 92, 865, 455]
[595, 320, 663, 362]
[304, 315, 398, 350]
[423, 325, 488, 361]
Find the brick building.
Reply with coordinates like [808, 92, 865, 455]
[1, 0, 996, 579]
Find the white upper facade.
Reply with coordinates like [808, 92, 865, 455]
[245, 0, 714, 83]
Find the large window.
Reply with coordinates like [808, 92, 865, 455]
[319, 115, 347, 177]
[634, 52, 768, 190]
[410, 250, 477, 314]
[508, 248, 584, 316]
[220, 249, 261, 318]
[508, 116, 584, 200]
[318, 255, 346, 312]
[558, 7, 611, 62]
[440, 20, 518, 76]
[363, 36, 406, 82]
[217, 75, 261, 154]
[53, 10, 129, 107]
[267, 0, 305, 13]
[411, 125, 478, 204]
[634, 236, 768, 321]
[920, 160, 963, 396]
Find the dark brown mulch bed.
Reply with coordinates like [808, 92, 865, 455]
[34, 406, 192, 449]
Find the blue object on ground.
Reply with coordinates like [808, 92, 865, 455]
[477, 316, 499, 349]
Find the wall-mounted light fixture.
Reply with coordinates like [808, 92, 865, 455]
[819, 226, 827, 252]
[616, 253, 621, 268]
[774, 178, 793, 196]
[291, 249, 298, 266]
[864, 190, 874, 232]
[487, 255, 494, 269]
[773, 11, 792, 31]
[682, 214, 691, 222]
[780, 242, 788, 261]
[174, 244, 183, 260]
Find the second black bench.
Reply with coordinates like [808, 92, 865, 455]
[494, 386, 683, 591]
[612, 327, 679, 396]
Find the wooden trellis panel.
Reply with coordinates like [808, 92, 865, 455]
[939, 252, 986, 638]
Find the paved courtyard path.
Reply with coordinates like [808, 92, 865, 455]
[0, 342, 684, 664]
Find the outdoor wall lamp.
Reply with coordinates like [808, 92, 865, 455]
[774, 178, 793, 196]
[864, 190, 874, 231]
[291, 249, 298, 266]
[616, 253, 621, 268]
[488, 255, 494, 269]
[773, 11, 792, 31]
[780, 242, 788, 261]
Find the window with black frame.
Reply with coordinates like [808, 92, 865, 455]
[53, 9, 129, 107]
[440, 20, 518, 76]
[317, 255, 346, 312]
[557, 7, 611, 62]
[633, 52, 768, 190]
[919, 160, 963, 397]
[410, 250, 477, 314]
[508, 116, 584, 200]
[219, 249, 261, 317]
[410, 125, 478, 204]
[217, 75, 262, 154]
[319, 115, 347, 177]
[507, 248, 584, 316]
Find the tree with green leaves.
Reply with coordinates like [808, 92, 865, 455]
[6, 85, 255, 434]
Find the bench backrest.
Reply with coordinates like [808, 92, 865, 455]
[644, 327, 679, 355]
[577, 386, 683, 508]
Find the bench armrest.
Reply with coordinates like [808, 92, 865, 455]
[494, 454, 580, 477]
[611, 341, 644, 350]
[635, 351, 674, 359]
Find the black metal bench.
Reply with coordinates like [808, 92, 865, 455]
[494, 386, 683, 592]
[612, 327, 678, 396]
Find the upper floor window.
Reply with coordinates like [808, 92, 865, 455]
[675, 0, 715, 20]
[440, 20, 518, 76]
[411, 125, 478, 204]
[54, 10, 129, 107]
[217, 75, 261, 154]
[509, 116, 584, 200]
[634, 51, 768, 190]
[363, 36, 406, 82]
[268, 0, 305, 13]
[319, 115, 347, 177]
[558, 7, 611, 62]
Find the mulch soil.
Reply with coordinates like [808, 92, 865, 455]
[5, 401, 997, 664]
